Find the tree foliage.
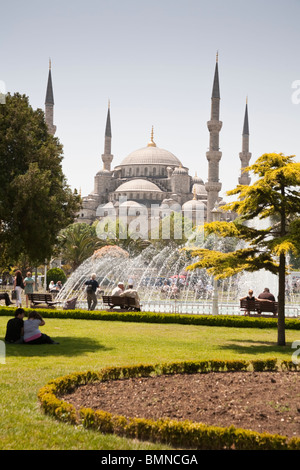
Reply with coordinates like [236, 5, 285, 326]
[0, 93, 81, 265]
[186, 153, 300, 346]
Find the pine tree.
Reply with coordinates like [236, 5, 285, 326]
[186, 153, 300, 346]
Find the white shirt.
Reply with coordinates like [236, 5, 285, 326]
[112, 286, 123, 296]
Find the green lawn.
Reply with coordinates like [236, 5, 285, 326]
[0, 315, 298, 450]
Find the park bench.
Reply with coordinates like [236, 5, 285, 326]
[240, 298, 278, 316]
[102, 295, 138, 311]
[27, 293, 60, 308]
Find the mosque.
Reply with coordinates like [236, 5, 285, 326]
[44, 56, 252, 235]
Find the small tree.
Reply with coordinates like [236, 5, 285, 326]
[46, 267, 67, 287]
[186, 153, 300, 346]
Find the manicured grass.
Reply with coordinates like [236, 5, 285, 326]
[0, 315, 298, 450]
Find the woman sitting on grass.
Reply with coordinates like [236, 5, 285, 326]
[23, 311, 59, 344]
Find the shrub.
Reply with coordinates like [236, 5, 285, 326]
[46, 267, 67, 287]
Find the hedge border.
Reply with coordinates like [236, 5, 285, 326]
[1, 306, 300, 330]
[38, 359, 300, 450]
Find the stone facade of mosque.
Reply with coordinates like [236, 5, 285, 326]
[44, 57, 251, 234]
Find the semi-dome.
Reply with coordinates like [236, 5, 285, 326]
[173, 165, 188, 175]
[119, 200, 143, 208]
[115, 178, 162, 192]
[192, 183, 207, 195]
[182, 198, 206, 210]
[118, 145, 182, 167]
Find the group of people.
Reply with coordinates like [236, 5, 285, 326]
[84, 275, 141, 311]
[0, 271, 35, 308]
[240, 287, 276, 315]
[111, 281, 141, 310]
[4, 308, 59, 345]
[49, 280, 63, 294]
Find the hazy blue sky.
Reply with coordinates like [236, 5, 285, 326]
[1, 0, 300, 197]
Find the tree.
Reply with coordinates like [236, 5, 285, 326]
[0, 93, 81, 265]
[46, 267, 67, 287]
[58, 223, 102, 271]
[186, 153, 300, 346]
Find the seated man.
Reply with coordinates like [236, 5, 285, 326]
[5, 308, 25, 343]
[120, 284, 141, 311]
[111, 282, 125, 296]
[257, 287, 277, 314]
[0, 292, 14, 306]
[258, 287, 275, 302]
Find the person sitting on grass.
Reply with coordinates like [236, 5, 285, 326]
[5, 308, 25, 343]
[23, 311, 59, 345]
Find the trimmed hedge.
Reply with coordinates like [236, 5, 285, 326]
[1, 306, 300, 330]
[38, 359, 300, 450]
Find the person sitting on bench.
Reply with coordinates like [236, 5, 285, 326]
[120, 284, 141, 311]
[0, 292, 14, 306]
[240, 289, 257, 316]
[111, 282, 125, 296]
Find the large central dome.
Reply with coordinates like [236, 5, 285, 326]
[119, 145, 182, 167]
[118, 130, 182, 167]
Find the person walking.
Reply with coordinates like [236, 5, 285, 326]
[13, 270, 24, 308]
[85, 273, 99, 310]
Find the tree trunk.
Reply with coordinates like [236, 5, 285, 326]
[277, 187, 286, 346]
[277, 252, 286, 346]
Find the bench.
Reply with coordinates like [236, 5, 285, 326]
[240, 298, 278, 315]
[102, 295, 138, 311]
[27, 293, 60, 308]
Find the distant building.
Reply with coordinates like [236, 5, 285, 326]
[45, 55, 251, 232]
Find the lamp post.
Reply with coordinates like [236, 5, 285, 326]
[211, 203, 222, 315]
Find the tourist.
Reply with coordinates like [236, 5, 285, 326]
[120, 284, 141, 311]
[85, 273, 99, 310]
[23, 311, 59, 344]
[258, 287, 276, 302]
[111, 282, 125, 296]
[24, 271, 34, 308]
[48, 281, 56, 292]
[170, 283, 179, 299]
[13, 270, 24, 308]
[5, 308, 25, 343]
[0, 292, 14, 306]
[257, 287, 277, 314]
[161, 281, 170, 295]
[240, 289, 257, 315]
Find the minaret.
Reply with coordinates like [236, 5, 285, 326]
[45, 59, 56, 135]
[205, 53, 222, 222]
[101, 100, 113, 171]
[238, 98, 252, 185]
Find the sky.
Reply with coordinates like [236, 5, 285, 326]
[1, 0, 300, 198]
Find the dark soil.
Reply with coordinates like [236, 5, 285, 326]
[63, 372, 300, 439]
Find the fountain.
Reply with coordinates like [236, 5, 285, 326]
[56, 234, 299, 317]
